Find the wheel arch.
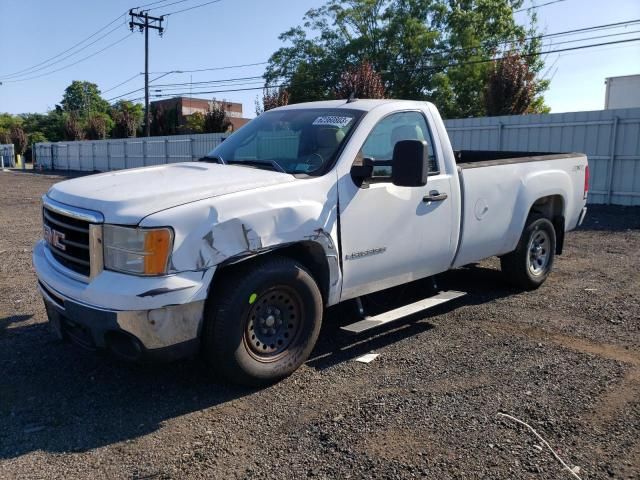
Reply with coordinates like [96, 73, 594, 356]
[528, 194, 566, 254]
[207, 240, 335, 307]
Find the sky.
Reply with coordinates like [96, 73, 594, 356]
[0, 0, 639, 118]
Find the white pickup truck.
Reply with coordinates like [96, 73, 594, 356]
[34, 99, 589, 385]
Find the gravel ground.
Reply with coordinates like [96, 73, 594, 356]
[0, 171, 638, 480]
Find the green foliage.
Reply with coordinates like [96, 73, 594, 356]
[0, 129, 11, 145]
[18, 111, 66, 142]
[63, 113, 85, 141]
[110, 101, 144, 138]
[265, 0, 549, 118]
[28, 131, 48, 145]
[185, 111, 205, 133]
[61, 80, 110, 117]
[150, 104, 180, 136]
[85, 113, 112, 140]
[203, 100, 233, 133]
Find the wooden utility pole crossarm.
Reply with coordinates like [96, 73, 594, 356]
[129, 9, 164, 137]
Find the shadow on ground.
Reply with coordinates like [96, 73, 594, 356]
[0, 264, 517, 460]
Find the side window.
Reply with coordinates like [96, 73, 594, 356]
[359, 111, 439, 178]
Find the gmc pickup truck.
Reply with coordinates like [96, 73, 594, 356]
[34, 99, 589, 385]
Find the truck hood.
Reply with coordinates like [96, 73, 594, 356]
[47, 162, 295, 224]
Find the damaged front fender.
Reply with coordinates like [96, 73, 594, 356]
[140, 172, 343, 306]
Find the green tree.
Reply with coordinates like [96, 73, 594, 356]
[110, 100, 144, 138]
[0, 128, 12, 145]
[203, 100, 232, 133]
[63, 113, 85, 141]
[85, 113, 112, 140]
[185, 111, 205, 133]
[19, 111, 65, 142]
[265, 0, 548, 117]
[60, 80, 110, 118]
[150, 104, 180, 136]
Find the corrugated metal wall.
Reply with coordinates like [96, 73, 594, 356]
[444, 107, 640, 206]
[0, 144, 15, 168]
[34, 133, 227, 172]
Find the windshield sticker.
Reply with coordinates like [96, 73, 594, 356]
[312, 116, 353, 128]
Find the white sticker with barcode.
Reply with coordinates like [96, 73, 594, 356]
[312, 115, 353, 128]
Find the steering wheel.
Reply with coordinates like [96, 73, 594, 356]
[302, 152, 324, 171]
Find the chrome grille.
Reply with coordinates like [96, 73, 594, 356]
[43, 207, 91, 276]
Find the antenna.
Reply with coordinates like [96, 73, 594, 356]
[346, 91, 358, 103]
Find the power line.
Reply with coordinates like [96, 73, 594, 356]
[135, 0, 183, 9]
[0, 12, 127, 80]
[140, 36, 640, 100]
[102, 73, 143, 94]
[2, 22, 126, 81]
[149, 61, 269, 75]
[516, 0, 568, 13]
[113, 19, 640, 102]
[3, 33, 135, 83]
[140, 0, 191, 11]
[146, 18, 640, 80]
[158, 0, 223, 16]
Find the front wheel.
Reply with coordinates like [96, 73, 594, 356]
[501, 215, 556, 290]
[202, 256, 323, 386]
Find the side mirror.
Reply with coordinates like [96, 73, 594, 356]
[350, 157, 374, 187]
[391, 140, 429, 187]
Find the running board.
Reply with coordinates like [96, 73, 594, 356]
[340, 290, 467, 334]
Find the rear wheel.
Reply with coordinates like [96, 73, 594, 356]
[501, 215, 556, 290]
[202, 256, 323, 386]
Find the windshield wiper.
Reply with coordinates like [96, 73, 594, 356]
[199, 155, 226, 165]
[227, 159, 287, 173]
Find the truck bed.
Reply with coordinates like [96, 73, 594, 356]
[452, 151, 588, 269]
[455, 150, 584, 169]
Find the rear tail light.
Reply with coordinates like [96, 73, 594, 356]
[584, 164, 590, 199]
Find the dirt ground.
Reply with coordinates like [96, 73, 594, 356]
[0, 170, 639, 480]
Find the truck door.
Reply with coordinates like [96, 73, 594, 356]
[338, 110, 456, 300]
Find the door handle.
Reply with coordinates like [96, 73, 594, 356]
[423, 190, 448, 203]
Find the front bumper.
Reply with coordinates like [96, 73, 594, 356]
[39, 279, 204, 361]
[34, 240, 213, 361]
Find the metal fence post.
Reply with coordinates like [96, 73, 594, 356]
[605, 116, 619, 205]
[142, 138, 148, 167]
[123, 140, 128, 169]
[66, 144, 70, 171]
[164, 138, 169, 164]
[189, 136, 194, 161]
[107, 142, 111, 171]
[497, 122, 504, 150]
[91, 143, 96, 171]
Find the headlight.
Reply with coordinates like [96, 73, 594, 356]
[103, 225, 173, 275]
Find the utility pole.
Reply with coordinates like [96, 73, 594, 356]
[129, 8, 164, 137]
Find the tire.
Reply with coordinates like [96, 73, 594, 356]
[500, 214, 556, 290]
[202, 256, 323, 386]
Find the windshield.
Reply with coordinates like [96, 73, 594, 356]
[204, 108, 364, 175]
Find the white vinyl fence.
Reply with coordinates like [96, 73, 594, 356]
[444, 107, 640, 206]
[34, 133, 227, 172]
[0, 144, 15, 168]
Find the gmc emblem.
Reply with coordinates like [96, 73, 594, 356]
[44, 225, 66, 251]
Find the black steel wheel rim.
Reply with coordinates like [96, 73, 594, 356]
[244, 286, 303, 361]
